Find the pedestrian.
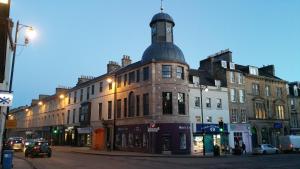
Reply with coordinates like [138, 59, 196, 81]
[242, 142, 246, 155]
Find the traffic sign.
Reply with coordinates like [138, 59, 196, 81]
[0, 93, 13, 106]
[148, 127, 160, 132]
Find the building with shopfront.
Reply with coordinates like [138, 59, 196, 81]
[188, 69, 230, 155]
[9, 10, 191, 154]
[288, 82, 300, 135]
[238, 65, 289, 148]
[0, 0, 13, 155]
[197, 50, 253, 153]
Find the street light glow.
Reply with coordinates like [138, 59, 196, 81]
[204, 87, 209, 92]
[38, 101, 43, 106]
[25, 108, 29, 112]
[25, 27, 37, 40]
[107, 78, 112, 83]
[59, 94, 65, 99]
[0, 0, 9, 4]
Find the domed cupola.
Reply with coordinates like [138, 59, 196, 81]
[141, 11, 186, 64]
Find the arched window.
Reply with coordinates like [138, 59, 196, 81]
[128, 92, 135, 117]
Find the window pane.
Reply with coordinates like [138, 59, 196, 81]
[162, 65, 172, 78]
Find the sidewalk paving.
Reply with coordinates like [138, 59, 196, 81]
[0, 156, 34, 169]
[53, 146, 236, 158]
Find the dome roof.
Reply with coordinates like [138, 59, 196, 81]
[141, 42, 186, 64]
[150, 12, 175, 27]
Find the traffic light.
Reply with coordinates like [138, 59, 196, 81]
[219, 120, 224, 132]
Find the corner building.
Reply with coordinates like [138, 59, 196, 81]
[114, 12, 190, 154]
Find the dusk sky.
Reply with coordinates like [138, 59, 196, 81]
[10, 0, 300, 108]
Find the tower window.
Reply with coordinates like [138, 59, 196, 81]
[162, 65, 172, 78]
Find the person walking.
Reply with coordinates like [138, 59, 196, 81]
[242, 142, 246, 155]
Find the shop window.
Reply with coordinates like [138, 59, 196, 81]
[142, 133, 148, 148]
[179, 133, 187, 150]
[128, 133, 134, 148]
[134, 134, 142, 148]
[121, 133, 127, 148]
[234, 132, 243, 147]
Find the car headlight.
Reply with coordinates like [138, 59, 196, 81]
[25, 142, 29, 146]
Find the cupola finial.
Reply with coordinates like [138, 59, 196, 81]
[160, 0, 164, 12]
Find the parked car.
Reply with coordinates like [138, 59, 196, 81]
[279, 135, 300, 152]
[25, 140, 52, 158]
[7, 137, 24, 152]
[253, 144, 279, 155]
[23, 139, 36, 152]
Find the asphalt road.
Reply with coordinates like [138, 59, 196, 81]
[14, 151, 300, 169]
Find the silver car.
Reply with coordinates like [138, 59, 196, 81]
[253, 144, 280, 154]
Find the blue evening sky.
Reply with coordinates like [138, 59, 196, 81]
[10, 0, 300, 108]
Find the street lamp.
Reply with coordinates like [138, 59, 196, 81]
[198, 68, 208, 156]
[107, 76, 117, 150]
[2, 21, 36, 153]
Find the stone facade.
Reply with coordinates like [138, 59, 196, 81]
[288, 82, 300, 135]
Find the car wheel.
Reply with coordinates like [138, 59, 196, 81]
[263, 150, 267, 155]
[48, 152, 51, 158]
[276, 150, 279, 154]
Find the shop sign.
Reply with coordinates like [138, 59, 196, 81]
[230, 124, 250, 131]
[148, 127, 160, 132]
[196, 123, 228, 133]
[179, 125, 190, 130]
[274, 122, 283, 129]
[77, 127, 91, 134]
[0, 93, 13, 106]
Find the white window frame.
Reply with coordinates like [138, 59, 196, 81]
[230, 71, 235, 83]
[230, 89, 237, 102]
[239, 89, 245, 103]
[221, 61, 227, 68]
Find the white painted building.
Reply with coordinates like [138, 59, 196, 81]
[188, 74, 230, 155]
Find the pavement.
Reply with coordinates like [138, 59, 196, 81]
[4, 146, 239, 169]
[52, 146, 235, 158]
[0, 155, 34, 169]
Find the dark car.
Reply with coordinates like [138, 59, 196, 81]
[25, 141, 52, 157]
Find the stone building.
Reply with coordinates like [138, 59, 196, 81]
[188, 69, 230, 155]
[9, 10, 191, 154]
[0, 0, 13, 155]
[237, 64, 289, 147]
[197, 50, 253, 153]
[288, 82, 300, 135]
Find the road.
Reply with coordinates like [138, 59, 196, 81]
[14, 150, 300, 169]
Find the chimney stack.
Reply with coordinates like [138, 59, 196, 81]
[121, 55, 132, 67]
[107, 61, 120, 73]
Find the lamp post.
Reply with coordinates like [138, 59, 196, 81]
[198, 68, 208, 156]
[1, 20, 35, 162]
[107, 76, 117, 151]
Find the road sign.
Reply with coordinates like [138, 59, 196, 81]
[0, 93, 13, 106]
[6, 119, 17, 129]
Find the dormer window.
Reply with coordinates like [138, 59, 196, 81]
[294, 85, 299, 96]
[249, 66, 259, 75]
[229, 62, 235, 70]
[221, 61, 227, 68]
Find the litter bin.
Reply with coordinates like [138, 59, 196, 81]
[2, 150, 13, 169]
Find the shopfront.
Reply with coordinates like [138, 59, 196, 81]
[229, 123, 252, 153]
[194, 123, 229, 155]
[115, 123, 190, 154]
[77, 127, 92, 146]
